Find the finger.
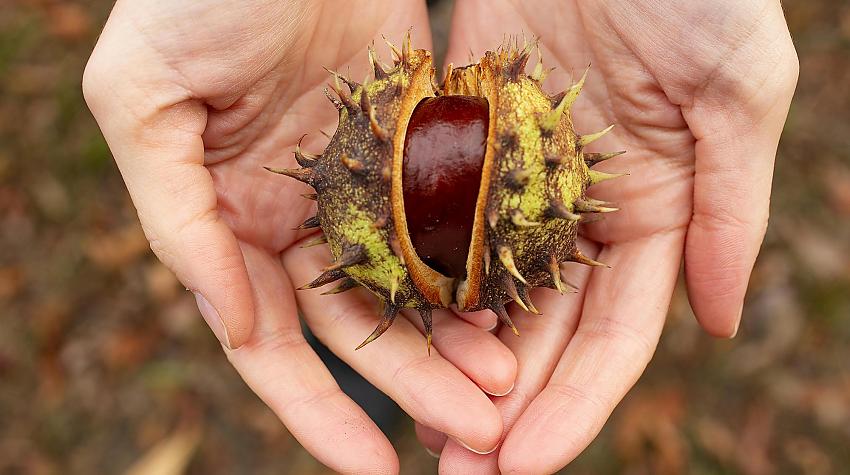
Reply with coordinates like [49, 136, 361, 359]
[499, 231, 684, 474]
[415, 423, 447, 458]
[683, 11, 799, 338]
[283, 244, 503, 454]
[453, 308, 498, 330]
[403, 308, 517, 397]
[83, 36, 253, 347]
[438, 240, 598, 474]
[226, 244, 398, 473]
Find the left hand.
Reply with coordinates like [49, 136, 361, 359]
[418, 0, 798, 472]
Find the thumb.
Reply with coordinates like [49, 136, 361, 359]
[83, 44, 254, 348]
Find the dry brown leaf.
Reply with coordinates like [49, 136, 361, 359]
[145, 262, 180, 303]
[694, 417, 736, 466]
[735, 405, 775, 475]
[86, 223, 150, 270]
[0, 266, 25, 301]
[101, 326, 159, 371]
[614, 388, 687, 475]
[784, 437, 833, 475]
[45, 3, 92, 40]
[823, 164, 850, 216]
[124, 425, 202, 475]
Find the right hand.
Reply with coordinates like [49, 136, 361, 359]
[83, 1, 517, 471]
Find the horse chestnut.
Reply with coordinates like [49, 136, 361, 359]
[267, 33, 626, 349]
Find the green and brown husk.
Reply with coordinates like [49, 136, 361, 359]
[268, 33, 626, 350]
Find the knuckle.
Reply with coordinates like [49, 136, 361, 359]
[140, 206, 228, 284]
[243, 326, 307, 357]
[576, 316, 656, 360]
[392, 356, 432, 385]
[547, 382, 606, 415]
[778, 46, 801, 95]
[81, 51, 111, 112]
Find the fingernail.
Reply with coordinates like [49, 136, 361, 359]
[485, 320, 499, 332]
[194, 292, 232, 349]
[483, 382, 514, 397]
[451, 437, 499, 455]
[730, 304, 743, 339]
[425, 447, 441, 459]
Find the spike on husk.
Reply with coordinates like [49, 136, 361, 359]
[490, 301, 520, 336]
[588, 169, 629, 185]
[574, 198, 618, 214]
[568, 250, 610, 268]
[584, 151, 626, 166]
[323, 244, 367, 272]
[498, 245, 527, 285]
[321, 277, 359, 295]
[502, 274, 530, 313]
[298, 268, 346, 290]
[300, 234, 328, 248]
[418, 308, 433, 354]
[516, 284, 540, 315]
[264, 166, 318, 186]
[294, 135, 320, 167]
[294, 215, 321, 230]
[355, 302, 400, 350]
[579, 124, 615, 147]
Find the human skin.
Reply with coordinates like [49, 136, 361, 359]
[413, 1, 798, 474]
[83, 0, 798, 473]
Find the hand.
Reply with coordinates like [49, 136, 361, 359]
[83, 1, 518, 472]
[418, 1, 798, 473]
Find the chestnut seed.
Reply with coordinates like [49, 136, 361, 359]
[402, 96, 489, 279]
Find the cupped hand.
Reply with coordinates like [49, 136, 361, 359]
[83, 1, 517, 472]
[419, 1, 798, 473]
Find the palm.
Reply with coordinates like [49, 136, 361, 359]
[423, 0, 796, 472]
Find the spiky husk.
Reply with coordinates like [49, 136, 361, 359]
[268, 34, 625, 349]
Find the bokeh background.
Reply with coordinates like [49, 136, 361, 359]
[1, 0, 848, 474]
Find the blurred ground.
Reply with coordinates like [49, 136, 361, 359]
[1, 0, 849, 474]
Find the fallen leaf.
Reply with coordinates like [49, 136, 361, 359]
[0, 266, 25, 301]
[822, 164, 850, 216]
[784, 437, 833, 475]
[735, 405, 775, 475]
[86, 223, 150, 270]
[145, 262, 180, 303]
[614, 388, 687, 475]
[694, 417, 736, 466]
[45, 3, 92, 40]
[124, 425, 202, 475]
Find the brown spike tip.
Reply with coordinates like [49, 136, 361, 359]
[294, 215, 321, 230]
[490, 302, 520, 336]
[517, 285, 541, 315]
[502, 275, 530, 313]
[568, 250, 610, 268]
[355, 302, 400, 350]
[584, 151, 626, 167]
[418, 308, 433, 355]
[498, 245, 527, 284]
[264, 166, 317, 186]
[298, 268, 346, 290]
[323, 244, 367, 272]
[320, 277, 359, 295]
[300, 234, 328, 248]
